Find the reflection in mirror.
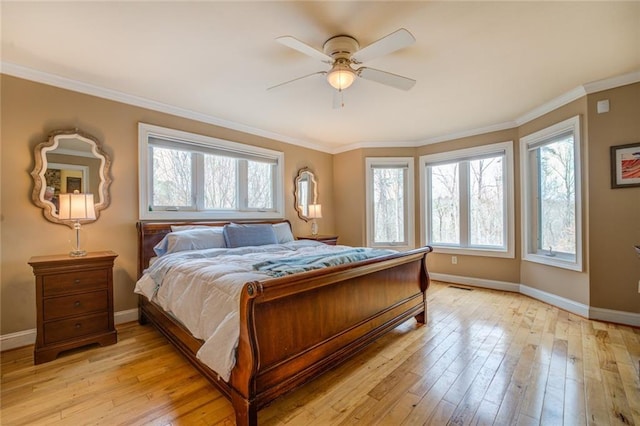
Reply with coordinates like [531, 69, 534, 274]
[294, 168, 317, 222]
[31, 129, 112, 227]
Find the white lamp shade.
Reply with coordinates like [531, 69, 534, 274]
[58, 193, 96, 220]
[307, 204, 322, 219]
[327, 67, 355, 90]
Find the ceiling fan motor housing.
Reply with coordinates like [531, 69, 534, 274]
[323, 35, 359, 60]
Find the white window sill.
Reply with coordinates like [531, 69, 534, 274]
[370, 243, 414, 251]
[523, 252, 582, 272]
[428, 245, 514, 259]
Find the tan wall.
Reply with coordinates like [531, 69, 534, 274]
[517, 97, 590, 305]
[2, 74, 638, 337]
[333, 149, 366, 246]
[334, 132, 522, 284]
[334, 147, 417, 247]
[0, 75, 335, 334]
[416, 129, 521, 284]
[587, 83, 640, 313]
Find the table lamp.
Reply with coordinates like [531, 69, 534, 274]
[58, 191, 96, 257]
[308, 204, 322, 236]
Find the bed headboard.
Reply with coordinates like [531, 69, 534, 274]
[136, 220, 291, 278]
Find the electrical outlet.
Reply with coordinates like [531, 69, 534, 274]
[637, 279, 640, 293]
[452, 256, 458, 265]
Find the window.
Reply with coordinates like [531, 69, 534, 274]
[138, 123, 284, 220]
[521, 116, 582, 271]
[365, 158, 414, 248]
[420, 141, 514, 257]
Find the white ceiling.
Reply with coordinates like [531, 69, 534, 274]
[2, 1, 639, 153]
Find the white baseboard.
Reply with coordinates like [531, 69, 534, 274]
[430, 273, 521, 293]
[0, 308, 140, 352]
[519, 284, 590, 318]
[430, 273, 638, 327]
[114, 308, 139, 325]
[590, 306, 640, 327]
[0, 329, 36, 353]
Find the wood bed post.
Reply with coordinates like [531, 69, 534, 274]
[230, 281, 261, 426]
[231, 391, 257, 426]
[415, 246, 432, 325]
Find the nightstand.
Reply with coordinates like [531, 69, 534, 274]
[297, 235, 339, 245]
[28, 251, 118, 364]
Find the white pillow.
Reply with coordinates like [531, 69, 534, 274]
[272, 222, 294, 243]
[154, 227, 226, 256]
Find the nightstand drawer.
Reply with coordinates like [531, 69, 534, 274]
[43, 290, 108, 321]
[43, 269, 108, 296]
[43, 312, 109, 344]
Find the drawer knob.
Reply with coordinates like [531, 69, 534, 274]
[75, 323, 82, 329]
[74, 301, 81, 307]
[74, 279, 81, 285]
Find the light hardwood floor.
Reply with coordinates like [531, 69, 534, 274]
[2, 281, 639, 425]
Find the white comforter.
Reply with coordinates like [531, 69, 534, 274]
[134, 240, 394, 381]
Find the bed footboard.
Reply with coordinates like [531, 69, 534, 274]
[136, 221, 431, 425]
[232, 246, 432, 425]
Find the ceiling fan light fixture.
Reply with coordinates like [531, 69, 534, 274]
[327, 64, 355, 91]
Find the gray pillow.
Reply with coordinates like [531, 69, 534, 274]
[223, 223, 278, 248]
[272, 222, 294, 243]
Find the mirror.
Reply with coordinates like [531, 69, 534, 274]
[294, 167, 317, 222]
[31, 129, 112, 227]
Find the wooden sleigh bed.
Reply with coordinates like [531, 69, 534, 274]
[137, 220, 432, 425]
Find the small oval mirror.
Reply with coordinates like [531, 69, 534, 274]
[31, 129, 112, 227]
[294, 168, 317, 222]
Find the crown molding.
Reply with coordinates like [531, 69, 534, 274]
[515, 70, 640, 127]
[3, 62, 638, 155]
[514, 85, 587, 127]
[583, 70, 640, 94]
[331, 121, 517, 154]
[0, 61, 331, 154]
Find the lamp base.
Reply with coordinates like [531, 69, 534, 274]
[69, 249, 87, 257]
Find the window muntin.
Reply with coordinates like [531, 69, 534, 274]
[521, 116, 582, 270]
[365, 158, 414, 248]
[420, 141, 514, 258]
[139, 123, 284, 220]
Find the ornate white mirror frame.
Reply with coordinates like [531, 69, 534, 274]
[31, 129, 112, 228]
[294, 167, 318, 222]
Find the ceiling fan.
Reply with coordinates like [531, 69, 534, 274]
[269, 28, 416, 105]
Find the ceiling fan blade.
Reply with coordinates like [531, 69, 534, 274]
[267, 71, 326, 91]
[276, 36, 332, 63]
[351, 28, 415, 64]
[358, 67, 416, 91]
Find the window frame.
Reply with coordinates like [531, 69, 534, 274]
[520, 115, 582, 271]
[419, 141, 515, 258]
[365, 157, 415, 249]
[138, 122, 285, 220]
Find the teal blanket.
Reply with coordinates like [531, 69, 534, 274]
[253, 248, 395, 277]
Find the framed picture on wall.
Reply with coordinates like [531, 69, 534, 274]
[610, 142, 640, 188]
[67, 177, 82, 193]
